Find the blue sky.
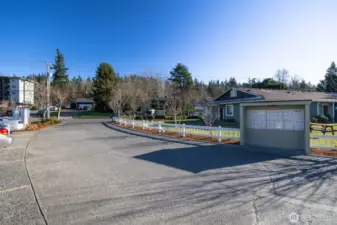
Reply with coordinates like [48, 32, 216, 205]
[0, 0, 336, 84]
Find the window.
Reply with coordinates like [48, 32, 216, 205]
[12, 85, 16, 89]
[225, 105, 234, 116]
[12, 91, 16, 95]
[230, 89, 237, 97]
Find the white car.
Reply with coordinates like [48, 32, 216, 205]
[49, 106, 58, 111]
[0, 118, 25, 131]
[0, 126, 13, 148]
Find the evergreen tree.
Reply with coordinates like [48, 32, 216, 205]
[228, 77, 237, 88]
[27, 73, 48, 83]
[317, 62, 337, 92]
[169, 63, 193, 94]
[76, 75, 82, 84]
[52, 49, 69, 86]
[71, 76, 77, 84]
[92, 62, 116, 111]
[300, 79, 307, 90]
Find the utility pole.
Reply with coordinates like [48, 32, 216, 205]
[45, 62, 52, 119]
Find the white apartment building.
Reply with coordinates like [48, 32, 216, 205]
[9, 78, 35, 105]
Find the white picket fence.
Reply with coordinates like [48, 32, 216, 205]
[113, 117, 240, 143]
[113, 117, 337, 150]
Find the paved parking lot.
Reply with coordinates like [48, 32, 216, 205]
[3, 119, 337, 224]
[0, 131, 45, 225]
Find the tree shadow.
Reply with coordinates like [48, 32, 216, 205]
[134, 144, 281, 173]
[47, 148, 337, 224]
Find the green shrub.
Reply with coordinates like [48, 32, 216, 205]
[48, 116, 59, 124]
[311, 117, 318, 123]
[226, 118, 235, 123]
[320, 115, 329, 123]
[223, 118, 235, 123]
[49, 116, 58, 121]
[187, 116, 200, 119]
[313, 115, 329, 123]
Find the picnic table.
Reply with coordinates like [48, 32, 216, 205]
[310, 123, 337, 135]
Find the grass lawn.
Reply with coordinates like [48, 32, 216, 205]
[73, 111, 111, 119]
[160, 118, 205, 126]
[50, 111, 58, 117]
[310, 123, 337, 149]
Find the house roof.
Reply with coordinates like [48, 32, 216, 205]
[75, 98, 94, 103]
[215, 88, 337, 103]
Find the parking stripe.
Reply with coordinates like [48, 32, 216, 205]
[0, 160, 24, 164]
[0, 185, 29, 194]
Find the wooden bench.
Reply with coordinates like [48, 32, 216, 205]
[310, 123, 337, 135]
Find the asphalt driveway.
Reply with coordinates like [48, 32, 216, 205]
[0, 131, 45, 225]
[22, 119, 337, 225]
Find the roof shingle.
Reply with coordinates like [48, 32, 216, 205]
[238, 88, 337, 102]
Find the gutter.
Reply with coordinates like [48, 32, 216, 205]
[206, 96, 264, 105]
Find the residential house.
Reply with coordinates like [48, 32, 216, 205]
[208, 88, 337, 127]
[190, 104, 205, 117]
[74, 98, 94, 110]
[150, 98, 167, 116]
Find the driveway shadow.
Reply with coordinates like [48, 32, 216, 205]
[134, 144, 281, 173]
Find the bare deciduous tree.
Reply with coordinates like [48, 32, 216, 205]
[0, 100, 9, 110]
[34, 81, 48, 109]
[108, 81, 126, 117]
[289, 74, 301, 91]
[275, 68, 289, 84]
[51, 85, 71, 120]
[166, 97, 183, 124]
[201, 104, 219, 127]
[124, 76, 143, 119]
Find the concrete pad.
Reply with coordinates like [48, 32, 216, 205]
[25, 119, 337, 225]
[0, 130, 45, 225]
[0, 148, 25, 163]
[0, 162, 30, 190]
[0, 186, 45, 225]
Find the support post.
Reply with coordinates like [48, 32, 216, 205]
[158, 122, 162, 133]
[240, 105, 245, 145]
[304, 103, 311, 154]
[217, 126, 221, 143]
[132, 119, 135, 128]
[333, 102, 335, 122]
[182, 124, 186, 137]
[45, 63, 52, 119]
[142, 120, 145, 130]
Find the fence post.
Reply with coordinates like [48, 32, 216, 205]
[217, 126, 221, 143]
[132, 119, 135, 128]
[142, 120, 145, 130]
[182, 124, 186, 137]
[158, 122, 162, 133]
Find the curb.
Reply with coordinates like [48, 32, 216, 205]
[102, 122, 243, 147]
[103, 122, 305, 158]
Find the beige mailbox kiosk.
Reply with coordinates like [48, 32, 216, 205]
[240, 100, 311, 155]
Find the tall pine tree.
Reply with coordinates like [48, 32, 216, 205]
[169, 63, 193, 96]
[52, 49, 69, 86]
[92, 62, 116, 111]
[317, 62, 337, 92]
